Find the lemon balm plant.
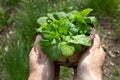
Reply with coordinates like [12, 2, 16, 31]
[37, 8, 97, 61]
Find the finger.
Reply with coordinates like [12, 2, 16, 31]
[89, 28, 96, 40]
[92, 34, 100, 48]
[33, 35, 42, 52]
[34, 35, 42, 45]
[32, 35, 45, 57]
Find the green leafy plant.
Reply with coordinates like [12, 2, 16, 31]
[37, 8, 97, 61]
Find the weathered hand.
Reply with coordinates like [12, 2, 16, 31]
[28, 35, 55, 80]
[74, 34, 106, 80]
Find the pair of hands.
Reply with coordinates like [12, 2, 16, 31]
[28, 34, 106, 80]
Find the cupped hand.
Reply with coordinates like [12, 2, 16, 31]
[28, 35, 55, 80]
[74, 34, 106, 80]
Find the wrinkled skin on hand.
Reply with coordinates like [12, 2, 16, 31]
[28, 35, 55, 80]
[74, 34, 106, 80]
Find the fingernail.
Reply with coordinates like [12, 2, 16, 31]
[92, 34, 100, 48]
[35, 35, 42, 41]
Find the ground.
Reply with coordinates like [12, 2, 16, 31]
[99, 19, 120, 80]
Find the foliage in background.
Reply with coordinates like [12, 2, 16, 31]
[60, 66, 73, 80]
[5, 0, 20, 7]
[113, 17, 120, 41]
[2, 0, 48, 80]
[0, 46, 4, 79]
[85, 0, 118, 17]
[16, 0, 48, 43]
[0, 0, 20, 31]
[48, 0, 84, 12]
[3, 34, 30, 80]
[0, 0, 20, 79]
[113, 69, 120, 80]
[113, 0, 120, 41]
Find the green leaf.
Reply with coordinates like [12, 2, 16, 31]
[40, 40, 62, 61]
[75, 12, 86, 24]
[78, 24, 92, 34]
[60, 42, 75, 58]
[63, 36, 71, 41]
[80, 8, 93, 17]
[74, 44, 83, 53]
[48, 31, 60, 39]
[37, 17, 48, 25]
[40, 31, 50, 39]
[84, 16, 97, 23]
[36, 27, 42, 33]
[66, 10, 78, 21]
[58, 20, 70, 35]
[64, 35, 91, 46]
[69, 23, 79, 35]
[47, 13, 55, 20]
[53, 12, 66, 20]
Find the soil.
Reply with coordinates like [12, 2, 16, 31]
[98, 19, 120, 80]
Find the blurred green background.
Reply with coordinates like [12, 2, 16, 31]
[0, 0, 120, 80]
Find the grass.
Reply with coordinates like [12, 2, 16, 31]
[85, 0, 118, 17]
[60, 66, 73, 80]
[5, 0, 20, 7]
[16, 0, 48, 42]
[48, 0, 86, 12]
[0, 0, 18, 32]
[3, 34, 30, 80]
[113, 16, 120, 41]
[2, 0, 48, 80]
[0, 46, 4, 80]
[113, 69, 120, 80]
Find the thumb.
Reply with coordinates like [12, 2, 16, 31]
[34, 35, 42, 45]
[92, 34, 101, 48]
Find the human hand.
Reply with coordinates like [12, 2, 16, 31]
[28, 35, 55, 80]
[74, 34, 106, 80]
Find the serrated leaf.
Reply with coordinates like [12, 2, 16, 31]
[37, 17, 48, 25]
[60, 42, 74, 58]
